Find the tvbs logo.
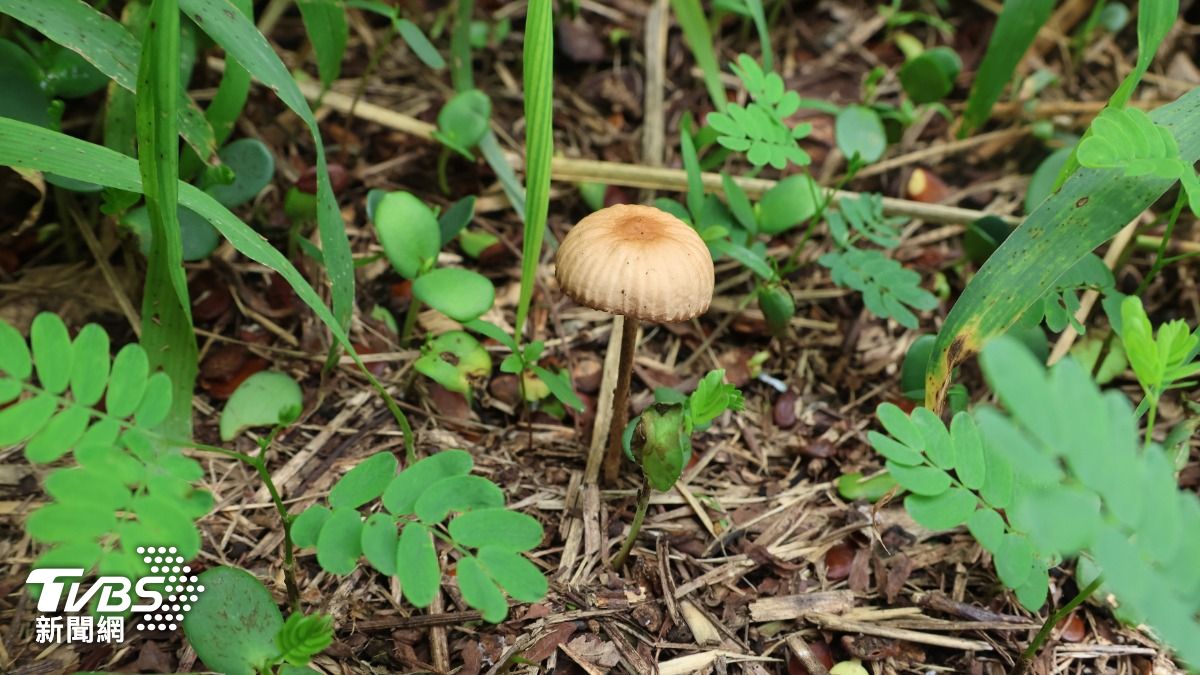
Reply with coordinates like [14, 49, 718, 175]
[27, 546, 205, 643]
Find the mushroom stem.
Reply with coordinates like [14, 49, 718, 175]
[604, 316, 640, 483]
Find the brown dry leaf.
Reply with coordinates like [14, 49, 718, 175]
[525, 622, 579, 663]
[561, 634, 621, 674]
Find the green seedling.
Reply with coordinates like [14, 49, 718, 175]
[611, 370, 743, 569]
[898, 46, 961, 105]
[706, 54, 813, 170]
[219, 371, 303, 441]
[346, 0, 446, 69]
[465, 319, 582, 413]
[291, 449, 547, 622]
[1114, 295, 1200, 444]
[373, 191, 495, 340]
[183, 566, 332, 675]
[414, 330, 492, 400]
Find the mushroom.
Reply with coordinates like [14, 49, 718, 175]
[555, 204, 715, 482]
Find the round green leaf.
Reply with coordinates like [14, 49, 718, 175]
[758, 174, 819, 234]
[206, 138, 275, 208]
[383, 449, 474, 515]
[456, 556, 508, 623]
[219, 371, 303, 441]
[291, 505, 331, 549]
[0, 319, 32, 380]
[995, 533, 1035, 589]
[835, 105, 887, 163]
[412, 268, 496, 322]
[69, 324, 110, 407]
[375, 192, 441, 280]
[45, 467, 130, 512]
[476, 547, 547, 603]
[415, 475, 505, 523]
[435, 89, 491, 156]
[123, 205, 221, 262]
[396, 522, 440, 608]
[836, 471, 899, 502]
[27, 502, 117, 543]
[106, 344, 150, 418]
[899, 47, 961, 104]
[886, 461, 952, 496]
[135, 372, 176, 429]
[183, 566, 284, 675]
[1013, 562, 1049, 611]
[31, 312, 72, 394]
[316, 507, 362, 575]
[361, 513, 398, 576]
[448, 508, 543, 552]
[904, 487, 975, 531]
[329, 452, 398, 510]
[24, 403, 89, 463]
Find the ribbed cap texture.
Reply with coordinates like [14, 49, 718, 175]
[554, 204, 715, 322]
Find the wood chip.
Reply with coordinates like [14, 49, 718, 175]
[749, 591, 856, 622]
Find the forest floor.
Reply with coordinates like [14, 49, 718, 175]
[3, 0, 1200, 674]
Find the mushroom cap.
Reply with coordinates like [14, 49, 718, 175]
[554, 204, 715, 322]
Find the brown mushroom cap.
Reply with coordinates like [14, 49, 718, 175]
[554, 204, 715, 322]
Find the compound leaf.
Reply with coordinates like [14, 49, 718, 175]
[396, 522, 440, 608]
[329, 452, 398, 510]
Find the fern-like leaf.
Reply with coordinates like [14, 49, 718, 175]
[827, 193, 908, 249]
[818, 248, 938, 329]
[1078, 107, 1200, 216]
[0, 313, 209, 575]
[706, 54, 812, 169]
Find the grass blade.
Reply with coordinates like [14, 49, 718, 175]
[180, 0, 252, 179]
[669, 0, 726, 112]
[744, 0, 772, 71]
[297, 0, 349, 89]
[514, 0, 553, 344]
[925, 88, 1200, 410]
[0, 117, 416, 457]
[137, 0, 197, 438]
[0, 0, 216, 160]
[450, 0, 474, 91]
[959, 0, 1054, 137]
[180, 0, 354, 332]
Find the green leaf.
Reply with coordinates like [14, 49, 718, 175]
[412, 268, 495, 322]
[382, 449, 474, 515]
[960, 0, 1055, 136]
[899, 46, 961, 104]
[1025, 146, 1074, 212]
[179, 0, 354, 333]
[291, 505, 331, 548]
[24, 403, 89, 463]
[434, 89, 491, 157]
[26, 502, 118, 542]
[31, 312, 72, 394]
[276, 612, 333, 666]
[131, 494, 200, 558]
[876, 402, 924, 452]
[827, 193, 904, 249]
[1, 393, 59, 448]
[994, 533, 1035, 588]
[375, 191, 441, 280]
[219, 371, 303, 441]
[669, 0, 726, 112]
[34, 541, 104, 573]
[45, 467, 130, 511]
[132, 371, 173, 430]
[476, 547, 547, 603]
[1109, 0, 1178, 109]
[721, 172, 757, 232]
[448, 508, 543, 552]
[396, 522, 440, 608]
[69, 324, 110, 407]
[966, 507, 1005, 553]
[183, 566, 284, 675]
[361, 513, 398, 576]
[950, 412, 985, 489]
[835, 105, 887, 163]
[886, 461, 952, 496]
[329, 452, 398, 510]
[635, 403, 691, 491]
[205, 138, 275, 208]
[819, 248, 936, 329]
[438, 195, 476, 246]
[836, 471, 899, 502]
[530, 365, 584, 411]
[456, 556, 508, 622]
[911, 407, 953, 469]
[688, 369, 744, 427]
[0, 319, 32, 379]
[1013, 562, 1048, 611]
[905, 487, 975, 531]
[925, 89, 1200, 409]
[414, 475, 505, 523]
[395, 18, 445, 69]
[0, 0, 216, 158]
[316, 507, 362, 575]
[106, 343, 150, 418]
[1013, 485, 1100, 556]
[757, 174, 819, 234]
[296, 0, 348, 88]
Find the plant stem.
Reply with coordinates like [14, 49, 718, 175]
[603, 316, 639, 483]
[610, 477, 652, 570]
[1010, 576, 1103, 675]
[437, 146, 451, 195]
[401, 297, 422, 344]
